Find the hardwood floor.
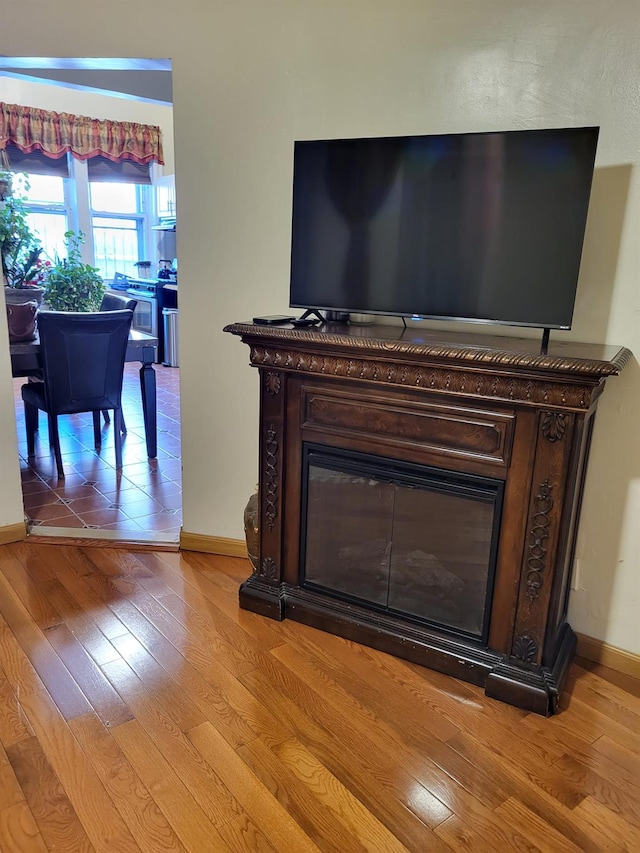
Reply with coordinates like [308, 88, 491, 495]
[0, 540, 638, 852]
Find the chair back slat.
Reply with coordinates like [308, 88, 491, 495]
[100, 293, 138, 312]
[37, 310, 133, 416]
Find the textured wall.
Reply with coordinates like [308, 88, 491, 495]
[0, 0, 638, 652]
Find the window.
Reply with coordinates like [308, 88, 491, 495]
[16, 173, 69, 262]
[15, 160, 154, 280]
[90, 183, 146, 280]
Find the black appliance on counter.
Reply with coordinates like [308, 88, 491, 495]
[109, 274, 178, 364]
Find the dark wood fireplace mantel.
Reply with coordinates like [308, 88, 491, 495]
[224, 321, 631, 715]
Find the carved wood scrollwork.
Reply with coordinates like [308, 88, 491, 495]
[525, 479, 554, 603]
[265, 371, 281, 396]
[512, 634, 538, 662]
[542, 412, 566, 442]
[264, 424, 279, 531]
[259, 557, 278, 580]
[248, 346, 594, 409]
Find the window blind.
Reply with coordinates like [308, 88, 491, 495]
[86, 155, 152, 184]
[2, 141, 70, 178]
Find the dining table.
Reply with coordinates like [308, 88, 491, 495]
[9, 329, 158, 458]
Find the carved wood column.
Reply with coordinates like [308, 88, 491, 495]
[239, 367, 288, 618]
[511, 411, 574, 666]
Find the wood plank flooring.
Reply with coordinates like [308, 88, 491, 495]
[0, 540, 638, 852]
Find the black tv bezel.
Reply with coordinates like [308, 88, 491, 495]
[288, 126, 600, 331]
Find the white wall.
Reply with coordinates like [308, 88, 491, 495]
[0, 0, 638, 654]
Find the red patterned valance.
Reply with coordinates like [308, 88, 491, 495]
[0, 102, 164, 166]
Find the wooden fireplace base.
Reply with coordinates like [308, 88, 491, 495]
[225, 321, 630, 715]
[238, 575, 577, 716]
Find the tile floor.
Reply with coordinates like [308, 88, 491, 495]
[13, 363, 182, 543]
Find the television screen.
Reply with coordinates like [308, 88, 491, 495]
[289, 127, 599, 329]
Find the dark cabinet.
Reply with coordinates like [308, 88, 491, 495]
[225, 321, 631, 715]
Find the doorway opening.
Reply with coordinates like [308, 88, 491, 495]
[3, 57, 182, 544]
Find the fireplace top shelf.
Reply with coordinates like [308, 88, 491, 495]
[224, 321, 631, 379]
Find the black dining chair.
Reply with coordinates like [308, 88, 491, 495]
[100, 292, 138, 313]
[21, 309, 134, 479]
[99, 292, 138, 427]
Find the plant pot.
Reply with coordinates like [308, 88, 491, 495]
[4, 285, 45, 307]
[6, 299, 38, 342]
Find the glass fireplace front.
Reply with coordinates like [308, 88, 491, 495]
[301, 445, 504, 641]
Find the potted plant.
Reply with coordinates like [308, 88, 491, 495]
[0, 169, 13, 201]
[1, 180, 44, 305]
[44, 231, 105, 312]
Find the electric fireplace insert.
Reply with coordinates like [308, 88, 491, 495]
[301, 445, 503, 643]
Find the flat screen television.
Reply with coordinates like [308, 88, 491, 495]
[289, 126, 599, 329]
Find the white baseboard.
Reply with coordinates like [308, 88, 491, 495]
[0, 521, 27, 545]
[575, 632, 640, 680]
[180, 532, 248, 558]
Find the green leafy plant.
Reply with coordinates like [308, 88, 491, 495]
[44, 231, 105, 311]
[0, 169, 13, 200]
[0, 185, 43, 289]
[1, 149, 14, 200]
